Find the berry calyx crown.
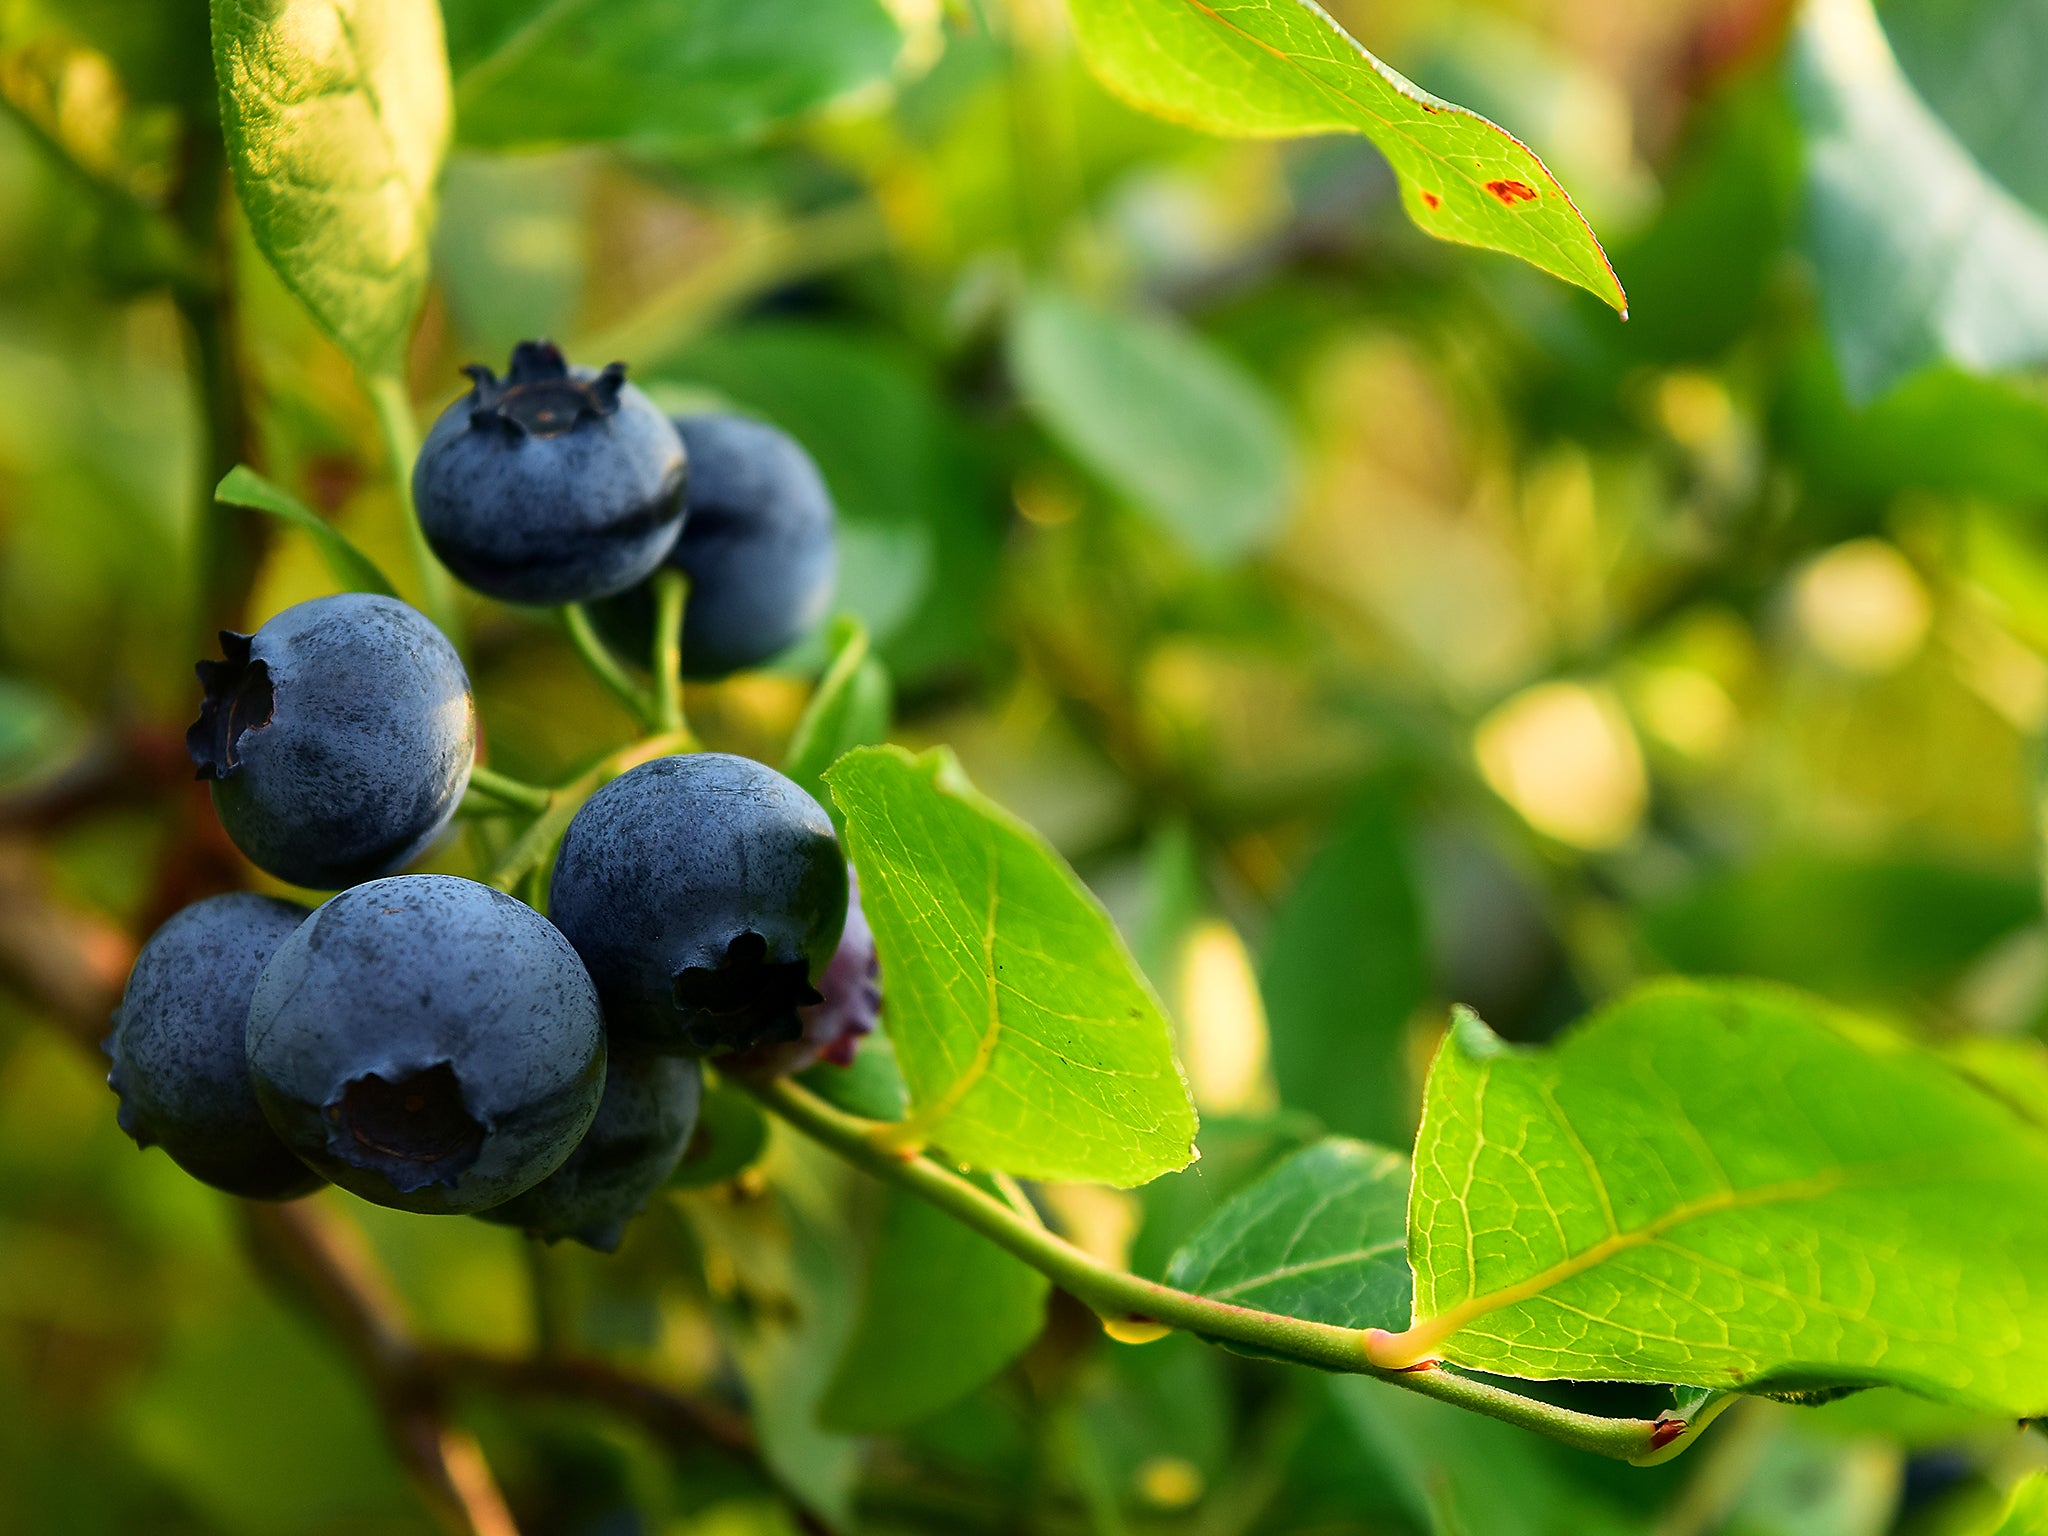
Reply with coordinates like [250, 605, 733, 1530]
[464, 339, 629, 440]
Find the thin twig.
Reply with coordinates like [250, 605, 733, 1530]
[742, 1074, 1681, 1465]
[239, 1200, 521, 1536]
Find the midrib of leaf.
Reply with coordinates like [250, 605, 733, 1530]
[1205, 1239, 1406, 1301]
[333, 8, 408, 252]
[453, 0, 595, 102]
[878, 819, 1006, 1149]
[1369, 1166, 1856, 1368]
[1165, 0, 1622, 306]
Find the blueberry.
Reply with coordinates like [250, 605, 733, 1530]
[548, 753, 848, 1054]
[590, 413, 835, 678]
[187, 593, 474, 890]
[477, 1046, 702, 1251]
[106, 893, 323, 1200]
[246, 875, 606, 1214]
[413, 340, 687, 605]
[725, 869, 880, 1076]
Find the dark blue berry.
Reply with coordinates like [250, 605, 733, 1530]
[413, 341, 687, 605]
[106, 893, 323, 1200]
[548, 753, 848, 1054]
[187, 593, 473, 891]
[590, 413, 835, 678]
[246, 875, 606, 1215]
[726, 869, 880, 1076]
[477, 1046, 702, 1251]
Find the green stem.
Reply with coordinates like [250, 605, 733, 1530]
[652, 569, 687, 736]
[487, 730, 693, 892]
[743, 1075, 1674, 1466]
[467, 764, 553, 813]
[365, 371, 462, 647]
[563, 604, 658, 730]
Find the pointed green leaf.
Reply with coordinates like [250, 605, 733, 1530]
[1261, 785, 1429, 1145]
[1011, 288, 1297, 561]
[825, 745, 1197, 1185]
[1793, 0, 2048, 401]
[784, 616, 892, 832]
[1332, 1378, 1642, 1536]
[820, 1183, 1049, 1432]
[1166, 1138, 1411, 1330]
[444, 0, 903, 152]
[1984, 1472, 2048, 1536]
[214, 466, 398, 598]
[212, 0, 451, 374]
[1389, 980, 2048, 1417]
[1064, 0, 1625, 311]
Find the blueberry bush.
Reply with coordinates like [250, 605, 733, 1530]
[5, 1, 2048, 1533]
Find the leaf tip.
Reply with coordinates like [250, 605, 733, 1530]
[1447, 1004, 1511, 1062]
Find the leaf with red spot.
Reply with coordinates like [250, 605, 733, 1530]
[1063, 0, 1626, 312]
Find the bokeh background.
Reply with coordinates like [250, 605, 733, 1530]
[5, 0, 2048, 1531]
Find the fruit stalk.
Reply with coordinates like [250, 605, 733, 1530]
[563, 603, 659, 729]
[744, 1073, 1682, 1466]
[366, 371, 464, 648]
[652, 568, 688, 735]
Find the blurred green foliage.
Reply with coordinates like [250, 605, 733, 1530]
[6, 0, 2048, 1531]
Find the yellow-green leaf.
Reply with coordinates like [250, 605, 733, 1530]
[1064, 0, 1625, 311]
[212, 0, 450, 374]
[825, 745, 1197, 1185]
[1380, 980, 2048, 1419]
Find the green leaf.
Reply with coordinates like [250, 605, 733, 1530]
[1983, 1471, 2048, 1536]
[1261, 785, 1430, 1145]
[1385, 979, 2048, 1418]
[820, 1182, 1050, 1432]
[1011, 287, 1296, 562]
[214, 467, 398, 599]
[1792, 0, 2048, 401]
[1884, 0, 2048, 221]
[444, 0, 903, 152]
[212, 0, 450, 375]
[668, 1079, 770, 1189]
[1331, 1378, 1642, 1536]
[825, 745, 1197, 1185]
[797, 1030, 910, 1123]
[1165, 1138, 1410, 1331]
[784, 616, 892, 830]
[1637, 851, 2035, 1004]
[1063, 0, 1625, 311]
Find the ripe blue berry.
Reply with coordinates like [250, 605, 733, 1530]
[726, 870, 880, 1076]
[188, 594, 473, 891]
[106, 893, 323, 1200]
[590, 413, 836, 678]
[548, 753, 848, 1054]
[477, 1046, 702, 1251]
[413, 340, 687, 605]
[246, 875, 606, 1215]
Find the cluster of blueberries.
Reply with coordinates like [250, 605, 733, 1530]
[105, 343, 877, 1251]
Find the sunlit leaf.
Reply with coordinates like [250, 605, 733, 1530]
[821, 1183, 1049, 1431]
[214, 466, 398, 599]
[826, 745, 1197, 1185]
[1165, 1138, 1410, 1330]
[212, 0, 450, 374]
[1383, 980, 2048, 1418]
[1011, 287, 1297, 562]
[1064, 0, 1626, 310]
[1792, 0, 2048, 400]
[444, 0, 903, 151]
